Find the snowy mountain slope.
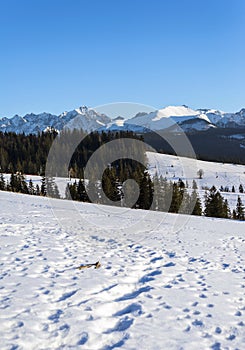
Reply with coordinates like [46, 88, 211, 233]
[0, 191, 244, 349]
[98, 116, 150, 133]
[147, 152, 245, 211]
[127, 105, 202, 131]
[1, 105, 245, 134]
[127, 105, 245, 132]
[0, 106, 110, 134]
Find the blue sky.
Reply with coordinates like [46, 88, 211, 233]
[0, 0, 245, 117]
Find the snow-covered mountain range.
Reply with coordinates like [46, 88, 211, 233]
[1, 105, 245, 134]
[0, 106, 110, 134]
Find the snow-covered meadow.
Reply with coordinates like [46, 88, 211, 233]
[3, 151, 245, 213]
[147, 152, 245, 212]
[0, 190, 244, 349]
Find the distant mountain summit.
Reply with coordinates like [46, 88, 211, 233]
[127, 105, 245, 132]
[0, 106, 110, 134]
[0, 104, 245, 134]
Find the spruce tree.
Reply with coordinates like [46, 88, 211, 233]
[136, 170, 153, 210]
[192, 179, 198, 189]
[235, 196, 245, 220]
[190, 189, 202, 216]
[40, 176, 47, 196]
[204, 186, 230, 218]
[169, 182, 182, 213]
[76, 179, 89, 202]
[46, 177, 60, 198]
[0, 173, 5, 190]
[28, 179, 35, 195]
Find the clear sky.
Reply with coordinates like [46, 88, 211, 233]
[0, 0, 245, 117]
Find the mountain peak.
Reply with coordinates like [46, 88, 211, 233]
[156, 105, 197, 118]
[76, 105, 89, 114]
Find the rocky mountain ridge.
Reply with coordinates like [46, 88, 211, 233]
[1, 105, 245, 134]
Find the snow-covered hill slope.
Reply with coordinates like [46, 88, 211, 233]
[147, 152, 245, 210]
[0, 191, 244, 349]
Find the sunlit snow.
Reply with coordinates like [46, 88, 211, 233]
[0, 190, 244, 349]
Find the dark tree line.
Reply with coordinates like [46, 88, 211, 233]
[0, 129, 145, 176]
[1, 171, 244, 220]
[0, 173, 60, 198]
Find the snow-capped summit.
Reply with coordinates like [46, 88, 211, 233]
[153, 105, 197, 119]
[127, 105, 211, 131]
[126, 105, 245, 132]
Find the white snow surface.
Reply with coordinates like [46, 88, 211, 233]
[0, 191, 245, 350]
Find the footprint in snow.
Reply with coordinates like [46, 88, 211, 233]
[113, 302, 142, 317]
[104, 316, 133, 333]
[48, 309, 63, 323]
[77, 332, 89, 345]
[139, 269, 162, 284]
[115, 286, 153, 302]
[57, 290, 77, 302]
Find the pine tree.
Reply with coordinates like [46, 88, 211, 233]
[192, 179, 198, 189]
[28, 179, 35, 195]
[169, 182, 182, 213]
[102, 167, 121, 205]
[40, 176, 47, 196]
[190, 189, 202, 216]
[0, 173, 5, 190]
[204, 186, 230, 218]
[46, 177, 60, 198]
[76, 179, 89, 202]
[66, 181, 77, 200]
[35, 184, 40, 196]
[235, 196, 245, 220]
[239, 184, 244, 193]
[152, 174, 161, 211]
[136, 170, 153, 210]
[86, 179, 100, 203]
[160, 177, 172, 212]
[222, 199, 230, 219]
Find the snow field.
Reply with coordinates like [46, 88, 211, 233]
[0, 191, 244, 349]
[147, 152, 245, 211]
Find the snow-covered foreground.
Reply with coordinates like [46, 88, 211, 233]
[0, 191, 245, 350]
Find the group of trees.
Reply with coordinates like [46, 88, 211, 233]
[65, 171, 244, 220]
[0, 129, 244, 220]
[0, 129, 145, 177]
[0, 173, 60, 198]
[1, 171, 244, 220]
[219, 184, 244, 193]
[66, 165, 154, 210]
[204, 186, 244, 220]
[0, 131, 56, 174]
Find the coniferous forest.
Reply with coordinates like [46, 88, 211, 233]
[0, 130, 244, 220]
